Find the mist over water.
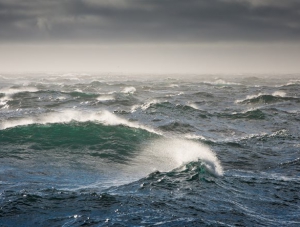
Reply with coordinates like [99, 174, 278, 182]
[0, 73, 299, 226]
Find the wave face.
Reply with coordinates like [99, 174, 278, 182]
[0, 74, 300, 226]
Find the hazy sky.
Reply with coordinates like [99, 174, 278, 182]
[1, 0, 300, 74]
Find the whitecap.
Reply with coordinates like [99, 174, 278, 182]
[185, 134, 208, 141]
[56, 96, 67, 100]
[121, 87, 136, 94]
[0, 98, 9, 106]
[141, 99, 160, 110]
[96, 95, 115, 101]
[130, 104, 140, 113]
[187, 102, 200, 110]
[235, 93, 266, 103]
[1, 104, 9, 109]
[168, 84, 179, 88]
[166, 92, 184, 97]
[285, 79, 300, 86]
[205, 79, 241, 86]
[272, 91, 286, 97]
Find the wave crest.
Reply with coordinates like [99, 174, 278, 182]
[0, 110, 160, 134]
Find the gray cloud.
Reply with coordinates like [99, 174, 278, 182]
[0, 0, 300, 43]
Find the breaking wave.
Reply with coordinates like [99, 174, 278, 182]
[132, 138, 223, 177]
[0, 110, 159, 134]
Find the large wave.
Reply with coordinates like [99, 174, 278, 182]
[0, 110, 159, 135]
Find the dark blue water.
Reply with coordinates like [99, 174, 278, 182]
[0, 74, 299, 226]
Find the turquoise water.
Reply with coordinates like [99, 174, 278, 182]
[0, 74, 299, 226]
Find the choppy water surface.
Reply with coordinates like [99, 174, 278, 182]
[0, 74, 299, 226]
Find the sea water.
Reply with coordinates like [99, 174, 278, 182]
[0, 74, 299, 226]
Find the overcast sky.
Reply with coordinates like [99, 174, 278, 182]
[1, 0, 300, 74]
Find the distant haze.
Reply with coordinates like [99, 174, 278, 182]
[1, 0, 300, 74]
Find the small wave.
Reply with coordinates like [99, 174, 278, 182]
[96, 95, 115, 101]
[132, 138, 223, 177]
[1, 104, 9, 109]
[61, 91, 99, 99]
[168, 84, 179, 88]
[0, 75, 8, 80]
[122, 87, 136, 94]
[0, 87, 39, 107]
[141, 99, 161, 110]
[227, 170, 299, 182]
[236, 92, 296, 104]
[192, 91, 214, 98]
[185, 134, 208, 141]
[166, 92, 184, 97]
[0, 87, 39, 105]
[130, 104, 140, 113]
[230, 109, 266, 120]
[228, 129, 289, 143]
[279, 158, 300, 167]
[56, 96, 67, 100]
[0, 87, 39, 95]
[0, 110, 160, 135]
[204, 79, 241, 86]
[89, 80, 106, 87]
[235, 93, 266, 103]
[0, 97, 8, 106]
[272, 91, 286, 97]
[138, 101, 208, 118]
[158, 121, 195, 133]
[201, 129, 289, 145]
[187, 103, 200, 110]
[284, 79, 300, 86]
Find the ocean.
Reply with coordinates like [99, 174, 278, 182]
[0, 73, 299, 226]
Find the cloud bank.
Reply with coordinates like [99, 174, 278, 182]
[0, 0, 300, 43]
